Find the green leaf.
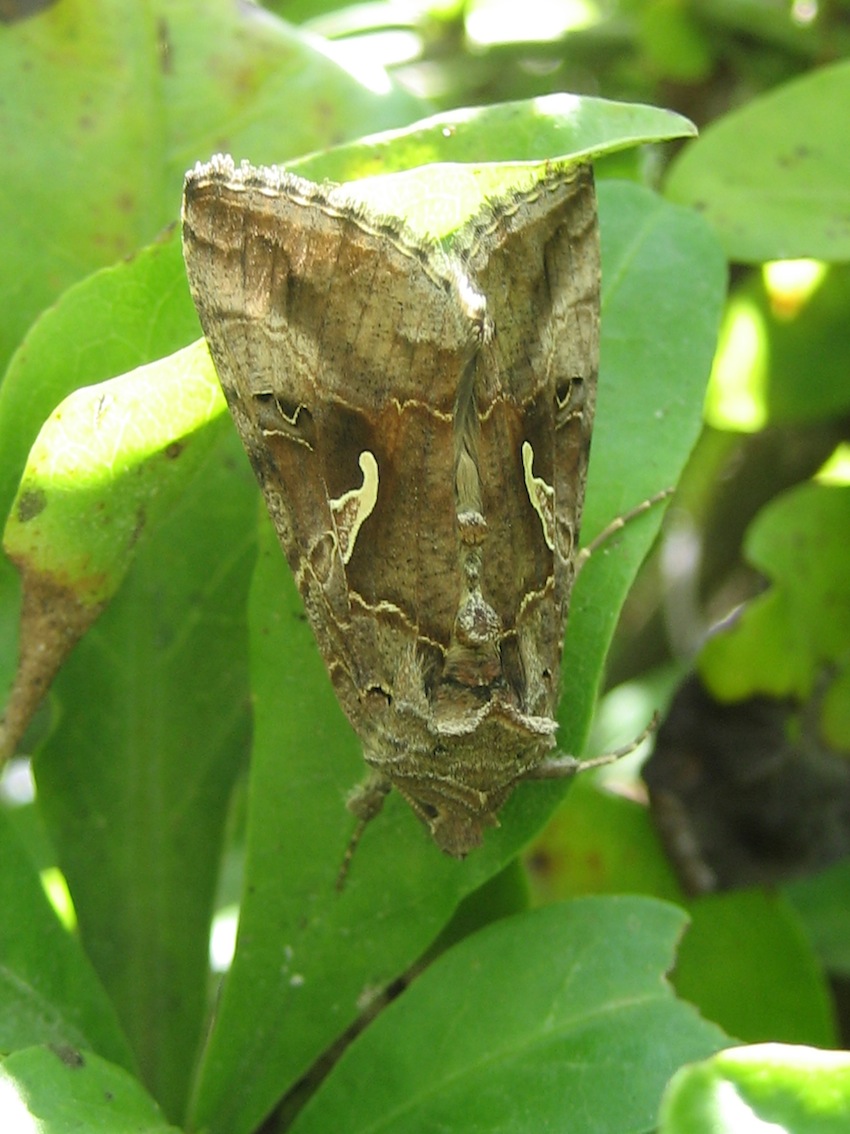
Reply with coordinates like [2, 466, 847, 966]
[183, 94, 694, 249]
[4, 340, 224, 609]
[0, 211, 256, 1126]
[0, 809, 134, 1067]
[0, 230, 200, 704]
[189, 180, 724, 1134]
[0, 232, 199, 537]
[674, 891, 837, 1049]
[289, 898, 727, 1134]
[0, 0, 421, 373]
[0, 246, 261, 1118]
[157, 2, 421, 178]
[0, 1045, 181, 1134]
[525, 772, 690, 905]
[566, 181, 725, 735]
[699, 483, 850, 748]
[705, 264, 850, 431]
[665, 59, 850, 263]
[0, 342, 230, 762]
[526, 776, 837, 1048]
[660, 1043, 850, 1134]
[30, 418, 257, 1123]
[0, 2, 163, 374]
[291, 91, 696, 186]
[639, 0, 714, 83]
[785, 859, 850, 978]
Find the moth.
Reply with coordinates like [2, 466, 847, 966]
[182, 155, 601, 861]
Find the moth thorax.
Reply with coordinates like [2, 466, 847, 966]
[457, 509, 487, 546]
[439, 586, 502, 690]
[454, 591, 500, 648]
[450, 266, 488, 339]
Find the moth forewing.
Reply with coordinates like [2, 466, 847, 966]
[182, 156, 600, 863]
[457, 170, 599, 718]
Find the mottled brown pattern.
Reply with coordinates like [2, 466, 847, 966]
[182, 156, 599, 860]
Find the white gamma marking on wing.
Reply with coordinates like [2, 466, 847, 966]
[330, 450, 379, 564]
[522, 441, 555, 551]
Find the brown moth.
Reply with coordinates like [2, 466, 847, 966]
[182, 155, 600, 861]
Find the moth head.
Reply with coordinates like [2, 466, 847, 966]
[397, 784, 500, 858]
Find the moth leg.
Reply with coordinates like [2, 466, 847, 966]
[528, 713, 660, 779]
[336, 772, 392, 890]
[573, 488, 674, 579]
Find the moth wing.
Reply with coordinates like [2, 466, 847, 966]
[182, 161, 477, 716]
[457, 165, 600, 717]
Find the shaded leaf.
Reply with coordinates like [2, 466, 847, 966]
[30, 417, 257, 1121]
[674, 891, 837, 1049]
[665, 59, 850, 263]
[290, 897, 727, 1134]
[0, 810, 134, 1067]
[785, 859, 850, 978]
[526, 775, 837, 1048]
[699, 483, 850, 749]
[0, 0, 421, 372]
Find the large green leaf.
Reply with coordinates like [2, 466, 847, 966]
[665, 59, 850, 263]
[289, 92, 695, 185]
[0, 215, 255, 1124]
[0, 221, 257, 1125]
[0, 249, 258, 1124]
[526, 775, 837, 1049]
[29, 417, 257, 1123]
[290, 898, 727, 1134]
[0, 0, 422, 374]
[189, 179, 724, 1134]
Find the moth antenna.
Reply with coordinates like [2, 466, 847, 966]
[528, 712, 660, 779]
[574, 487, 674, 578]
